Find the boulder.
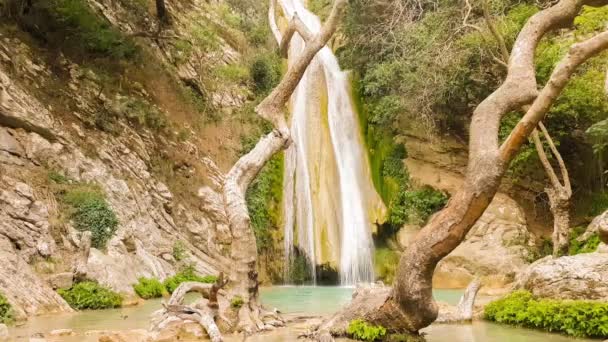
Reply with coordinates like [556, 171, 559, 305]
[47, 273, 74, 290]
[515, 252, 608, 300]
[433, 195, 535, 289]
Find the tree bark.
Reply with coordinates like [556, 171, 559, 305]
[196, 0, 347, 333]
[315, 0, 608, 337]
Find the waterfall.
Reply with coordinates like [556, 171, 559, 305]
[272, 0, 385, 285]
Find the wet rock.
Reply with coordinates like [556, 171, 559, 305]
[515, 252, 608, 300]
[49, 329, 75, 336]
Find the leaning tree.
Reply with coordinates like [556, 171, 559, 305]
[154, 0, 348, 338]
[312, 0, 608, 339]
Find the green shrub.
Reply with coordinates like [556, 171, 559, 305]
[347, 319, 387, 341]
[58, 281, 122, 310]
[163, 266, 217, 294]
[569, 226, 600, 255]
[230, 296, 244, 309]
[172, 241, 187, 262]
[374, 248, 399, 284]
[61, 186, 119, 249]
[0, 293, 13, 324]
[484, 290, 608, 338]
[388, 186, 449, 226]
[133, 277, 167, 299]
[48, 170, 70, 184]
[250, 53, 282, 95]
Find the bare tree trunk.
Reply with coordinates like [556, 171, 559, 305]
[197, 0, 347, 333]
[549, 192, 571, 256]
[314, 0, 608, 338]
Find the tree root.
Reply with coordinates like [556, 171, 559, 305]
[306, 279, 481, 341]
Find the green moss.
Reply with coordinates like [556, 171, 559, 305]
[347, 319, 387, 341]
[230, 296, 244, 309]
[58, 281, 123, 310]
[485, 290, 608, 338]
[288, 252, 314, 284]
[163, 266, 217, 294]
[0, 292, 13, 324]
[245, 151, 284, 253]
[133, 277, 167, 299]
[59, 185, 119, 249]
[374, 248, 399, 284]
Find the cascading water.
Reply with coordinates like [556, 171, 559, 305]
[271, 0, 385, 285]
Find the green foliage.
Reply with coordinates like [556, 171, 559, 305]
[163, 266, 217, 294]
[60, 185, 119, 249]
[230, 296, 244, 309]
[574, 6, 608, 35]
[215, 64, 250, 85]
[36, 0, 137, 58]
[250, 53, 282, 95]
[0, 292, 13, 324]
[374, 248, 399, 284]
[110, 96, 168, 131]
[347, 319, 387, 341]
[589, 192, 608, 216]
[484, 290, 608, 338]
[133, 277, 167, 299]
[58, 281, 122, 310]
[569, 226, 600, 255]
[388, 186, 449, 226]
[246, 152, 283, 253]
[172, 241, 187, 262]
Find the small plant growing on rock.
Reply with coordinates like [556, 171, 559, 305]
[230, 296, 244, 309]
[163, 266, 217, 294]
[347, 319, 387, 341]
[58, 281, 122, 310]
[133, 277, 167, 299]
[60, 185, 119, 249]
[172, 241, 187, 262]
[0, 293, 13, 324]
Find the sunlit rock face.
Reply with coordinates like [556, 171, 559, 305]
[277, 0, 386, 285]
[515, 251, 608, 300]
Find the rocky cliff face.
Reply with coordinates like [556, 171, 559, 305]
[0, 0, 255, 319]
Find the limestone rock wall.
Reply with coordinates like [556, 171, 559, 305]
[0, 1, 244, 318]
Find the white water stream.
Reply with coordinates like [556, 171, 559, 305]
[270, 0, 382, 285]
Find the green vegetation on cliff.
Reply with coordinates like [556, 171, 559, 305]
[49, 173, 119, 249]
[342, 0, 608, 218]
[0, 293, 13, 324]
[133, 277, 167, 299]
[485, 290, 608, 338]
[58, 281, 123, 310]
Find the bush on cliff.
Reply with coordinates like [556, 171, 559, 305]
[58, 281, 122, 310]
[133, 277, 167, 299]
[485, 290, 608, 338]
